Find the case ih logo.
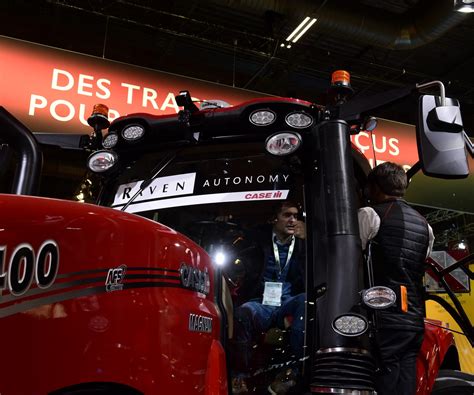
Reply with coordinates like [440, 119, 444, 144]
[105, 264, 127, 292]
[179, 263, 210, 295]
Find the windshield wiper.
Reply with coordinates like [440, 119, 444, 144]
[121, 149, 179, 212]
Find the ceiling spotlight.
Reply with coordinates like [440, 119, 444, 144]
[451, 239, 469, 250]
[454, 0, 474, 13]
[285, 17, 317, 44]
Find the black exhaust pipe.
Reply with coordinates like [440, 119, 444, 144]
[0, 107, 42, 195]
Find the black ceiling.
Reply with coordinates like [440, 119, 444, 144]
[2, 0, 474, 133]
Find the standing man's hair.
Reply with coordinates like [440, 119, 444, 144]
[367, 162, 407, 197]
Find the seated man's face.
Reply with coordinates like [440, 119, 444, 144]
[274, 206, 299, 239]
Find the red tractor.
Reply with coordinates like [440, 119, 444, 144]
[0, 71, 473, 394]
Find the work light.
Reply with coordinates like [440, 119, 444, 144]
[265, 132, 301, 156]
[122, 124, 145, 141]
[102, 132, 119, 149]
[285, 112, 313, 128]
[332, 314, 368, 337]
[362, 286, 397, 309]
[87, 150, 118, 173]
[249, 109, 276, 126]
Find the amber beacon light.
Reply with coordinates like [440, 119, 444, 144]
[331, 70, 352, 89]
[88, 103, 111, 130]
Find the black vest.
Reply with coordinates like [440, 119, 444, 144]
[371, 199, 429, 331]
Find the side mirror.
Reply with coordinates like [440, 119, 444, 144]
[417, 95, 469, 178]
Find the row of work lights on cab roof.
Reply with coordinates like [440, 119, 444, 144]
[86, 104, 315, 173]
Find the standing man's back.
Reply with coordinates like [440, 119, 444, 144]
[358, 162, 434, 395]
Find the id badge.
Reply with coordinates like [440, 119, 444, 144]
[262, 281, 283, 306]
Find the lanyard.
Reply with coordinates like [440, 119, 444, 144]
[272, 235, 295, 275]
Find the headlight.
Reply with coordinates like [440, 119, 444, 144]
[122, 124, 145, 141]
[87, 150, 118, 173]
[362, 286, 396, 309]
[249, 109, 276, 126]
[265, 132, 301, 156]
[332, 314, 368, 337]
[102, 132, 119, 149]
[285, 112, 313, 128]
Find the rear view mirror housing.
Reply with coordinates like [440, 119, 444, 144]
[427, 105, 463, 133]
[417, 95, 469, 178]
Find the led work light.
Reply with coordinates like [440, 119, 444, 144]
[122, 124, 145, 141]
[102, 132, 119, 149]
[332, 314, 368, 337]
[285, 112, 313, 128]
[249, 110, 276, 126]
[265, 132, 301, 156]
[87, 150, 118, 173]
[362, 286, 397, 309]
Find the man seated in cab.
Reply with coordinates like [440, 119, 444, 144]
[231, 200, 306, 394]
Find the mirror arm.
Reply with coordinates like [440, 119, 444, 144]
[338, 80, 448, 122]
[406, 161, 422, 181]
[416, 81, 446, 106]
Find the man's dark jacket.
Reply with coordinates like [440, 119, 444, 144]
[234, 224, 305, 305]
[371, 199, 429, 331]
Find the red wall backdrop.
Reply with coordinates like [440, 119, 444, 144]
[0, 35, 265, 134]
[350, 119, 419, 170]
[0, 35, 420, 166]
